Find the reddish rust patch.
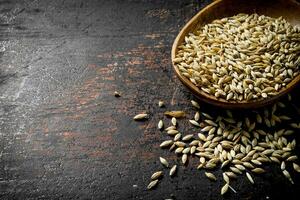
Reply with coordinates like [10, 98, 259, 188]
[41, 119, 49, 135]
[73, 76, 102, 107]
[97, 65, 114, 75]
[126, 59, 142, 65]
[94, 134, 113, 143]
[65, 113, 83, 121]
[139, 151, 156, 160]
[63, 131, 78, 138]
[88, 150, 112, 158]
[87, 64, 97, 69]
[103, 76, 115, 81]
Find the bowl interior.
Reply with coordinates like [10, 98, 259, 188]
[172, 0, 300, 109]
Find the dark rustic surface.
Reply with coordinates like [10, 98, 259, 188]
[0, 0, 299, 199]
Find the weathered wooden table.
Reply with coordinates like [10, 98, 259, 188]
[0, 0, 299, 199]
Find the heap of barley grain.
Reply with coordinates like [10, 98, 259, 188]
[174, 13, 300, 102]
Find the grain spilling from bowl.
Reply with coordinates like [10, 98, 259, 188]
[114, 91, 121, 97]
[158, 100, 165, 107]
[174, 13, 300, 102]
[133, 113, 148, 120]
[140, 95, 300, 196]
[151, 171, 163, 180]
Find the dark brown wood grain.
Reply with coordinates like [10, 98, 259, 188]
[0, 0, 299, 200]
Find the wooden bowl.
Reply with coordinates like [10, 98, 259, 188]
[171, 0, 300, 109]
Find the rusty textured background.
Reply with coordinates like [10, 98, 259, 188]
[0, 0, 299, 199]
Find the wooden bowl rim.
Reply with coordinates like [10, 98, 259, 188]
[171, 0, 300, 109]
